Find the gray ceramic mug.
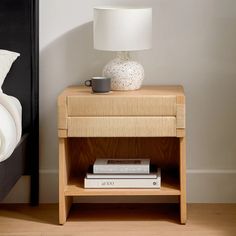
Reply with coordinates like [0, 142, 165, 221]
[85, 77, 111, 93]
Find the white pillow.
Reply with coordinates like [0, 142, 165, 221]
[0, 50, 20, 93]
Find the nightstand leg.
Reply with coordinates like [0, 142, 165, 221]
[59, 138, 72, 225]
[180, 137, 187, 224]
[59, 195, 72, 225]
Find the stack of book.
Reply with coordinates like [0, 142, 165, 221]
[84, 159, 161, 189]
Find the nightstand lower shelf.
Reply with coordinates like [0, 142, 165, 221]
[65, 176, 181, 196]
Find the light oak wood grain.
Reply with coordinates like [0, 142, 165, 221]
[58, 129, 67, 138]
[180, 137, 187, 224]
[176, 129, 185, 137]
[67, 137, 180, 175]
[65, 176, 180, 196]
[0, 204, 235, 235]
[57, 85, 186, 224]
[176, 95, 186, 129]
[59, 138, 72, 225]
[60, 85, 185, 96]
[57, 94, 68, 130]
[176, 104, 185, 128]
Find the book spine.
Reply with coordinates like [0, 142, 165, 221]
[93, 165, 149, 174]
[84, 177, 161, 189]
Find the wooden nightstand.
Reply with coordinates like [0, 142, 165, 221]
[58, 86, 186, 225]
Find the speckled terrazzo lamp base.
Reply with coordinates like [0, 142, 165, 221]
[103, 52, 144, 91]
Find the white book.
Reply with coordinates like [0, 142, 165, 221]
[86, 165, 157, 179]
[84, 169, 161, 189]
[93, 159, 150, 174]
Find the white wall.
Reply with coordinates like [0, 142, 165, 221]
[4, 0, 236, 203]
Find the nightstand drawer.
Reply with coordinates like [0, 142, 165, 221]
[67, 117, 176, 137]
[67, 96, 177, 116]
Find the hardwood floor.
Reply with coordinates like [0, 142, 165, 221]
[0, 204, 235, 236]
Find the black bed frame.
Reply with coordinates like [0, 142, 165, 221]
[0, 0, 39, 205]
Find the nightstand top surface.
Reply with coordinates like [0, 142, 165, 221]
[59, 85, 185, 98]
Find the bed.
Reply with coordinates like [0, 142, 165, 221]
[0, 0, 39, 204]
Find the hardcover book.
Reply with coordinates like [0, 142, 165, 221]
[87, 165, 157, 179]
[93, 158, 150, 174]
[84, 168, 161, 189]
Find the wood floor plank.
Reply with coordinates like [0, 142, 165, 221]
[0, 204, 235, 236]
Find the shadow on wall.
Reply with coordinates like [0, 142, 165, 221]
[39, 22, 113, 188]
[40, 22, 113, 89]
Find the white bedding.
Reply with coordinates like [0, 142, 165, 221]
[0, 93, 22, 162]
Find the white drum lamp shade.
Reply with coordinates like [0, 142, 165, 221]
[94, 7, 152, 51]
[93, 7, 152, 90]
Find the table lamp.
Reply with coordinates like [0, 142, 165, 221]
[93, 7, 152, 91]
